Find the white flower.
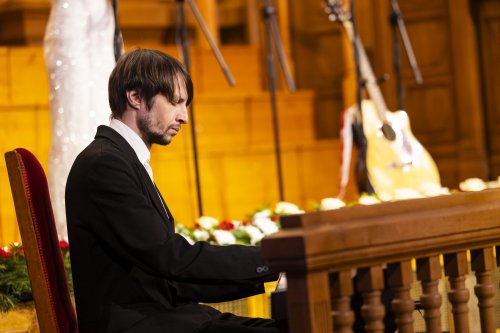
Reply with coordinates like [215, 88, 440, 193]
[459, 178, 487, 192]
[319, 198, 346, 210]
[378, 192, 392, 202]
[193, 229, 210, 242]
[244, 225, 265, 245]
[487, 177, 500, 189]
[394, 188, 423, 200]
[274, 201, 304, 215]
[358, 194, 380, 205]
[212, 230, 236, 245]
[179, 233, 195, 245]
[197, 216, 219, 230]
[253, 217, 279, 235]
[231, 220, 242, 228]
[419, 182, 450, 197]
[253, 209, 272, 219]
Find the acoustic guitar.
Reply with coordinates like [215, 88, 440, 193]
[326, 0, 441, 198]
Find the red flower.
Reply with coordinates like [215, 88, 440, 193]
[0, 248, 10, 258]
[219, 220, 235, 231]
[59, 240, 69, 251]
[241, 219, 252, 225]
[194, 223, 201, 229]
[270, 216, 279, 222]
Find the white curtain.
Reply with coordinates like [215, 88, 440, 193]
[44, 0, 116, 240]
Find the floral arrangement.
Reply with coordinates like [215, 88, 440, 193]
[0, 241, 71, 312]
[176, 202, 304, 246]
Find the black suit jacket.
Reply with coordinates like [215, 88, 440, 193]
[66, 126, 278, 333]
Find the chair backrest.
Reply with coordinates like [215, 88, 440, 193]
[5, 148, 78, 333]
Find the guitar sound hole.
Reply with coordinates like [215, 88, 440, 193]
[381, 123, 396, 141]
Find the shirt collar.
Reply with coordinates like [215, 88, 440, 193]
[109, 118, 151, 166]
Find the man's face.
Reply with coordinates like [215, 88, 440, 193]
[137, 80, 188, 147]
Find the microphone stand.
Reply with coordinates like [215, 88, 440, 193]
[390, 0, 422, 110]
[262, 0, 296, 202]
[175, 0, 236, 216]
[349, 0, 374, 195]
[112, 0, 123, 61]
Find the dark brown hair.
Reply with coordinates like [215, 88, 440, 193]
[108, 48, 193, 118]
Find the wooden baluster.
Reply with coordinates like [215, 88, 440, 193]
[286, 271, 333, 333]
[330, 270, 354, 333]
[470, 247, 496, 333]
[443, 251, 470, 333]
[416, 256, 442, 333]
[355, 266, 385, 333]
[386, 261, 415, 333]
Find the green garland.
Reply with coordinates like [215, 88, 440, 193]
[0, 243, 72, 312]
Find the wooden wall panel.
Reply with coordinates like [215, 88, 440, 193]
[0, 47, 8, 104]
[477, 0, 500, 178]
[0, 46, 348, 246]
[291, 0, 490, 189]
[404, 81, 457, 144]
[0, 1, 50, 45]
[9, 47, 49, 106]
[0, 107, 50, 246]
[289, 2, 345, 139]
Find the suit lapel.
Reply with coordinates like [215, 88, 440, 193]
[154, 184, 174, 222]
[137, 163, 171, 223]
[95, 126, 172, 224]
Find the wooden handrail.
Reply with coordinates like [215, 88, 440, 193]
[262, 188, 500, 333]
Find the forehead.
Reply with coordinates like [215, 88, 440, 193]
[174, 75, 188, 97]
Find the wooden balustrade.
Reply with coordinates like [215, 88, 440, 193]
[261, 188, 500, 333]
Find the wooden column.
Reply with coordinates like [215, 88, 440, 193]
[447, 0, 488, 180]
[330, 270, 355, 333]
[416, 256, 442, 333]
[470, 247, 496, 333]
[443, 251, 470, 333]
[356, 266, 385, 333]
[287, 271, 333, 333]
[386, 261, 415, 333]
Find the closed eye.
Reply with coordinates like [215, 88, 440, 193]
[172, 98, 186, 105]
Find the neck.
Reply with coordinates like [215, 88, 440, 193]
[113, 114, 151, 150]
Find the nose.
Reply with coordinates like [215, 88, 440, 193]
[177, 104, 188, 124]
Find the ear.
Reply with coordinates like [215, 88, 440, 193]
[126, 90, 142, 110]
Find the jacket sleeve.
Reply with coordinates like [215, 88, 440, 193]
[171, 280, 271, 303]
[84, 152, 278, 285]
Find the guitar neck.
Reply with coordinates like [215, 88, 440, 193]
[343, 20, 389, 122]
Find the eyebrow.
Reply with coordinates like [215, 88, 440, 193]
[173, 96, 186, 104]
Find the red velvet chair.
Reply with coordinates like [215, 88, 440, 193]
[5, 148, 78, 333]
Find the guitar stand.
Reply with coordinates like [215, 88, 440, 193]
[390, 0, 422, 110]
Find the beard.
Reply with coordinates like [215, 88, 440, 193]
[138, 115, 171, 146]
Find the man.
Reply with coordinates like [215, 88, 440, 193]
[65, 48, 280, 333]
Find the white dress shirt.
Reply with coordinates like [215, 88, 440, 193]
[109, 118, 153, 181]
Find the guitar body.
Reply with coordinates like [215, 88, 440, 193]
[360, 99, 440, 197]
